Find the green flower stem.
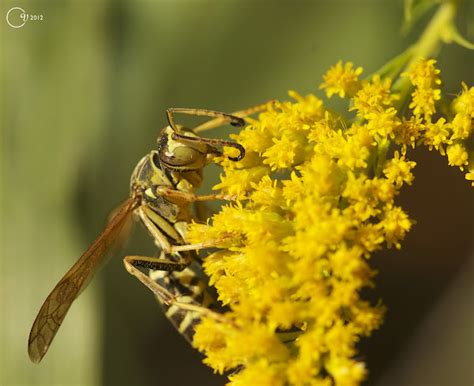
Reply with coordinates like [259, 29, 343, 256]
[394, 0, 459, 107]
[375, 139, 390, 177]
[367, 45, 415, 81]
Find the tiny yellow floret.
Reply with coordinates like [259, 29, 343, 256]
[320, 61, 363, 98]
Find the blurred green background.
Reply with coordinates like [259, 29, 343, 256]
[1, 1, 473, 385]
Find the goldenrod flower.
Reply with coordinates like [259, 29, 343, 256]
[351, 75, 398, 118]
[366, 107, 401, 140]
[187, 57, 472, 385]
[409, 87, 441, 118]
[451, 112, 472, 140]
[383, 151, 416, 188]
[395, 116, 423, 149]
[403, 58, 441, 89]
[320, 61, 363, 98]
[404, 58, 442, 119]
[422, 117, 451, 153]
[446, 143, 469, 169]
[452, 82, 474, 117]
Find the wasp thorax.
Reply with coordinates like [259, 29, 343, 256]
[157, 126, 217, 171]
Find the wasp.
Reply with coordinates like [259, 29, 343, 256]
[28, 106, 263, 363]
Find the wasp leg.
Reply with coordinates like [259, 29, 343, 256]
[166, 108, 245, 134]
[170, 241, 223, 253]
[124, 253, 188, 304]
[123, 253, 225, 323]
[194, 100, 276, 133]
[155, 186, 239, 204]
[136, 205, 213, 266]
[137, 205, 183, 254]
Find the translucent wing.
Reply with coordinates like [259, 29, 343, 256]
[28, 197, 137, 363]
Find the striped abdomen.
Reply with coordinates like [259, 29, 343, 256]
[149, 265, 216, 342]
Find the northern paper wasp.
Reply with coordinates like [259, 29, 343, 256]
[28, 104, 266, 363]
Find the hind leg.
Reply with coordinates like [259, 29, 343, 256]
[123, 252, 188, 304]
[123, 252, 224, 322]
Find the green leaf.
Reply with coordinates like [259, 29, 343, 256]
[442, 23, 474, 49]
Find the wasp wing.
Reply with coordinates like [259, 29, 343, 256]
[28, 197, 137, 363]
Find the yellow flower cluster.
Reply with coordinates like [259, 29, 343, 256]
[402, 60, 474, 179]
[188, 59, 473, 385]
[320, 61, 363, 98]
[404, 58, 441, 119]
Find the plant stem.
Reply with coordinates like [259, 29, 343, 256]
[394, 0, 459, 106]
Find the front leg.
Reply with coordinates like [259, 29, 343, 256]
[137, 205, 180, 252]
[155, 186, 238, 204]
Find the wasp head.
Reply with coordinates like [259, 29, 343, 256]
[157, 126, 245, 172]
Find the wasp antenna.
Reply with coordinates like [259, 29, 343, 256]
[166, 108, 180, 133]
[225, 141, 245, 161]
[230, 117, 245, 127]
[166, 107, 246, 133]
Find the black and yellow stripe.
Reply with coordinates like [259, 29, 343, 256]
[149, 266, 215, 342]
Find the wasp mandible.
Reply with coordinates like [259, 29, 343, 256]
[28, 105, 266, 363]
